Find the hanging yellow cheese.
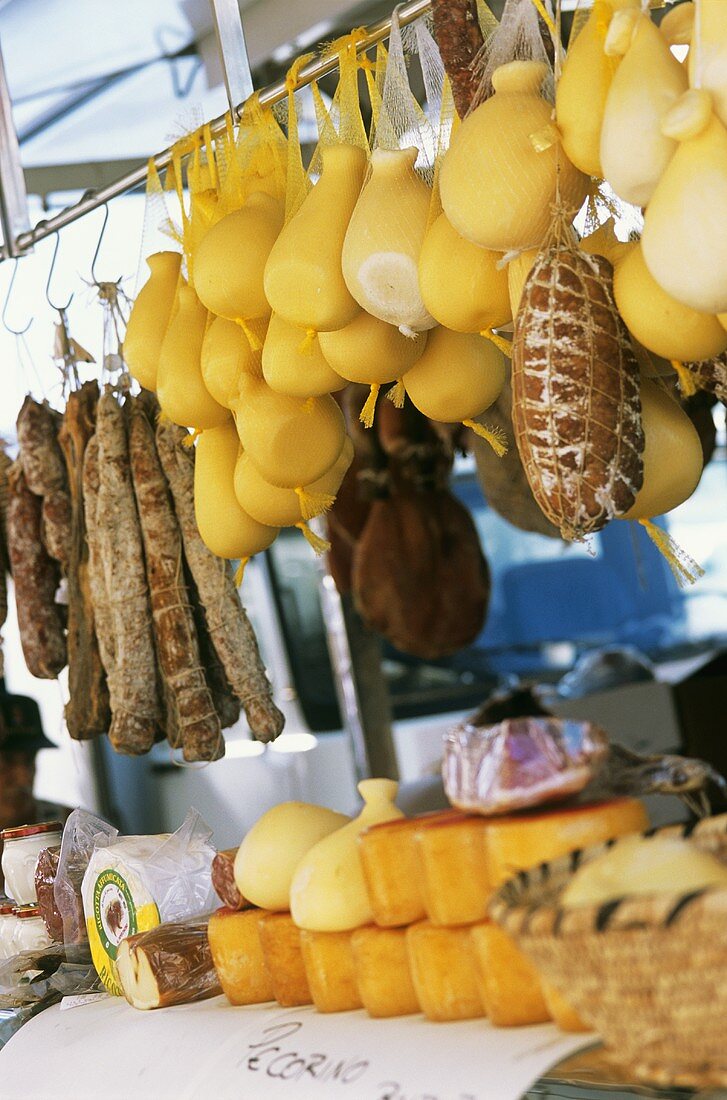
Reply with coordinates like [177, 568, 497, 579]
[156, 286, 230, 430]
[233, 375, 346, 489]
[641, 90, 727, 314]
[341, 147, 436, 337]
[418, 212, 511, 335]
[124, 252, 182, 392]
[440, 61, 588, 253]
[688, 0, 727, 127]
[234, 436, 353, 527]
[194, 192, 284, 332]
[290, 779, 404, 933]
[318, 311, 427, 385]
[614, 241, 727, 362]
[620, 379, 703, 520]
[660, 1, 694, 48]
[201, 316, 267, 409]
[264, 143, 367, 333]
[555, 0, 639, 178]
[403, 328, 506, 424]
[507, 248, 539, 318]
[262, 313, 345, 399]
[194, 422, 279, 559]
[600, 10, 687, 208]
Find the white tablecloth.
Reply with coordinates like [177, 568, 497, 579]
[0, 994, 592, 1100]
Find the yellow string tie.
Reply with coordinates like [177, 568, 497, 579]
[296, 522, 331, 555]
[235, 318, 263, 351]
[670, 359, 698, 397]
[462, 419, 509, 457]
[182, 428, 202, 448]
[298, 328, 317, 356]
[386, 379, 406, 408]
[638, 519, 704, 588]
[359, 384, 380, 428]
[233, 557, 249, 587]
[529, 0, 557, 39]
[295, 486, 336, 522]
[480, 328, 513, 357]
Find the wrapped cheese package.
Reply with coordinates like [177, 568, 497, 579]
[117, 917, 221, 1010]
[81, 810, 217, 995]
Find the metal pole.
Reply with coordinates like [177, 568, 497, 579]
[0, 36, 30, 257]
[9, 0, 432, 257]
[209, 0, 254, 116]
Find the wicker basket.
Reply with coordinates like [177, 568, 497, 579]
[490, 813, 727, 1089]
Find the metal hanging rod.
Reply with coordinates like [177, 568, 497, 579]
[8, 0, 432, 259]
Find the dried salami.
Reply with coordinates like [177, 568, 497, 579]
[512, 236, 644, 540]
[6, 461, 66, 678]
[16, 396, 72, 569]
[129, 403, 223, 763]
[155, 420, 284, 743]
[685, 351, 727, 407]
[211, 849, 248, 911]
[95, 391, 159, 754]
[59, 382, 110, 739]
[432, 0, 486, 117]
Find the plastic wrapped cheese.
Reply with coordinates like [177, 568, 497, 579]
[80, 811, 217, 996]
[117, 917, 221, 1010]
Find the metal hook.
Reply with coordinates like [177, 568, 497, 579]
[40, 224, 75, 312]
[1, 258, 33, 335]
[90, 202, 109, 284]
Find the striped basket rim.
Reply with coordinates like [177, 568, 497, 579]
[489, 811, 727, 940]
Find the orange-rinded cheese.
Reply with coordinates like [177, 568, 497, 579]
[485, 798, 649, 889]
[414, 812, 491, 926]
[406, 921, 486, 1022]
[358, 816, 427, 928]
[257, 912, 312, 1007]
[470, 922, 550, 1027]
[300, 929, 362, 1014]
[207, 907, 274, 1006]
[351, 926, 420, 1018]
[542, 980, 593, 1033]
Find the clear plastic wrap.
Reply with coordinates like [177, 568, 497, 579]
[34, 845, 63, 943]
[54, 809, 119, 956]
[116, 917, 221, 1010]
[442, 717, 610, 814]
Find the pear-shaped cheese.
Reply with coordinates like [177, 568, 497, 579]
[418, 212, 511, 333]
[290, 779, 404, 932]
[403, 328, 506, 423]
[233, 376, 346, 488]
[341, 147, 436, 337]
[201, 316, 267, 409]
[318, 311, 427, 386]
[507, 248, 539, 318]
[441, 61, 588, 252]
[660, 1, 694, 48]
[194, 192, 284, 324]
[621, 379, 703, 520]
[262, 313, 345, 398]
[234, 436, 353, 528]
[124, 252, 182, 392]
[562, 834, 727, 908]
[157, 286, 230, 430]
[235, 802, 350, 912]
[688, 0, 727, 127]
[600, 12, 687, 208]
[614, 242, 727, 362]
[264, 144, 367, 332]
[556, 0, 639, 178]
[194, 422, 279, 558]
[642, 91, 727, 314]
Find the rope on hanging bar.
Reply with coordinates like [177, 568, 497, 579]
[9, 0, 433, 260]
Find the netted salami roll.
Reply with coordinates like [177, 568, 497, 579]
[685, 351, 727, 406]
[512, 236, 644, 540]
[432, 0, 486, 118]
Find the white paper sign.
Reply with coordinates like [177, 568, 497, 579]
[0, 995, 593, 1100]
[59, 993, 109, 1011]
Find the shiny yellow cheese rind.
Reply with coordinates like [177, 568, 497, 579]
[318, 311, 427, 385]
[262, 312, 346, 398]
[157, 286, 231, 430]
[124, 251, 182, 392]
[403, 328, 506, 423]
